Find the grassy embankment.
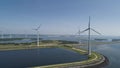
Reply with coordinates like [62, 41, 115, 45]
[0, 40, 78, 51]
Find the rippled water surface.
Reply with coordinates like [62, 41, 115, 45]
[92, 43, 120, 68]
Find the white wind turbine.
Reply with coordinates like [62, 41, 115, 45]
[9, 33, 12, 38]
[76, 27, 81, 44]
[80, 16, 101, 56]
[0, 31, 4, 39]
[24, 31, 28, 38]
[33, 25, 41, 47]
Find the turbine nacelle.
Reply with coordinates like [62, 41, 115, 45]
[33, 24, 42, 31]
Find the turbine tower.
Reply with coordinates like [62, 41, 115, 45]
[33, 25, 41, 47]
[80, 16, 101, 56]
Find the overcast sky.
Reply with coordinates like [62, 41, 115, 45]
[0, 0, 120, 36]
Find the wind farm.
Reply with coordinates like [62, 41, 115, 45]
[0, 17, 110, 68]
[1, 0, 120, 68]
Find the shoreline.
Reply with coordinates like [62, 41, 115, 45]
[0, 44, 109, 68]
[85, 55, 109, 68]
[31, 45, 109, 68]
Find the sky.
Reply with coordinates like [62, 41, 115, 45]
[0, 0, 120, 36]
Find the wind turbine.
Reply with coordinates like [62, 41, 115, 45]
[76, 27, 81, 44]
[80, 16, 101, 56]
[24, 31, 28, 38]
[9, 33, 12, 38]
[0, 31, 4, 39]
[33, 25, 41, 47]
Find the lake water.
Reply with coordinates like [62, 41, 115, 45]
[0, 48, 87, 68]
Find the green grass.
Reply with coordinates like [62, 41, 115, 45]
[0, 44, 58, 51]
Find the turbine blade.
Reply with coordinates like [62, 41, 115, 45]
[76, 31, 79, 34]
[75, 29, 81, 35]
[80, 28, 89, 33]
[37, 24, 42, 30]
[88, 16, 90, 28]
[91, 28, 101, 35]
[75, 31, 80, 35]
